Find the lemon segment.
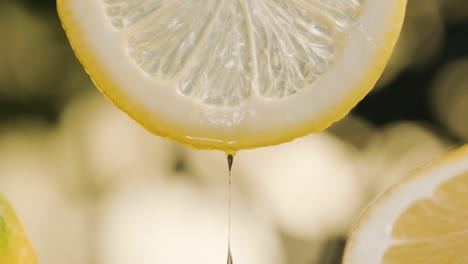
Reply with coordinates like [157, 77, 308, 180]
[58, 0, 406, 150]
[0, 195, 38, 264]
[343, 145, 468, 264]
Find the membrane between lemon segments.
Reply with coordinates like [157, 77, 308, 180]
[105, 0, 364, 106]
[58, 0, 406, 151]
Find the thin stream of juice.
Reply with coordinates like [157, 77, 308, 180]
[226, 152, 235, 264]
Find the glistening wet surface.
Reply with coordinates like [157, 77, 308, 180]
[104, 0, 364, 106]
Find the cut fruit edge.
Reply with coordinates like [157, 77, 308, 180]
[57, 1, 407, 151]
[343, 144, 468, 263]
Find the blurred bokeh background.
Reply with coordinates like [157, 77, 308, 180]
[0, 0, 467, 263]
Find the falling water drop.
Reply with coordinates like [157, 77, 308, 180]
[225, 152, 236, 264]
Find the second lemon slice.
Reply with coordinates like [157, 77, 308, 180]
[344, 145, 468, 263]
[58, 0, 406, 150]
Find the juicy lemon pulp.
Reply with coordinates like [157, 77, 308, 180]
[58, 0, 406, 150]
[104, 0, 363, 106]
[344, 145, 468, 264]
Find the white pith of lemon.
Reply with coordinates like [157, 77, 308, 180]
[343, 144, 468, 264]
[58, 0, 406, 151]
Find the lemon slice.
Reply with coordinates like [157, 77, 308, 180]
[343, 144, 468, 264]
[58, 0, 406, 150]
[0, 195, 38, 264]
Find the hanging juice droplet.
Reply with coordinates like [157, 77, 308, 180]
[227, 247, 233, 264]
[227, 153, 234, 173]
[225, 151, 236, 264]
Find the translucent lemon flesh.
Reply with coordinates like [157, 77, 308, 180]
[105, 0, 365, 106]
